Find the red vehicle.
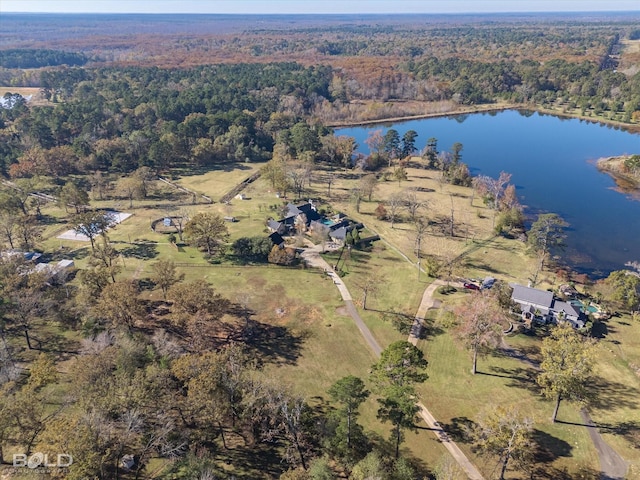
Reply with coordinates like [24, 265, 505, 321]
[463, 282, 480, 291]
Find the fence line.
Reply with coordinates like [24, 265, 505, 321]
[172, 262, 305, 270]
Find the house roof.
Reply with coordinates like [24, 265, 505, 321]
[282, 202, 321, 223]
[268, 232, 285, 246]
[553, 301, 581, 319]
[57, 259, 75, 269]
[267, 219, 283, 231]
[330, 219, 350, 231]
[283, 203, 302, 219]
[330, 226, 349, 240]
[297, 203, 321, 222]
[511, 285, 554, 309]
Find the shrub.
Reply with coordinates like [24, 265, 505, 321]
[374, 203, 387, 220]
[232, 236, 272, 262]
[422, 255, 441, 277]
[438, 285, 457, 295]
[268, 245, 297, 266]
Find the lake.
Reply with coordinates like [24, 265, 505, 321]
[336, 110, 640, 277]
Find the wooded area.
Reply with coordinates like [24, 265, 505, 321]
[1, 12, 640, 480]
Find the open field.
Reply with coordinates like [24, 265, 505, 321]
[0, 86, 50, 106]
[415, 328, 598, 477]
[17, 160, 639, 478]
[173, 164, 261, 202]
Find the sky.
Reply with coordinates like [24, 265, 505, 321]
[2, 0, 639, 14]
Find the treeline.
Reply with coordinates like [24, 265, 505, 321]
[254, 23, 615, 61]
[403, 56, 640, 117]
[3, 56, 639, 180]
[0, 49, 88, 68]
[0, 63, 335, 176]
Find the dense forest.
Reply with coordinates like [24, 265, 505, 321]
[0, 49, 89, 69]
[0, 63, 336, 176]
[1, 15, 640, 179]
[2, 50, 640, 177]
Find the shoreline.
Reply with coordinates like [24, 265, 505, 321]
[325, 102, 640, 133]
[325, 103, 516, 128]
[595, 156, 640, 195]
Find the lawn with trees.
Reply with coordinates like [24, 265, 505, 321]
[1, 11, 640, 480]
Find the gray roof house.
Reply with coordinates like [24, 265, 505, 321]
[267, 219, 285, 234]
[511, 284, 584, 328]
[329, 226, 350, 242]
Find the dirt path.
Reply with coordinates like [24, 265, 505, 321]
[300, 246, 381, 356]
[301, 246, 484, 479]
[405, 278, 485, 480]
[408, 279, 628, 480]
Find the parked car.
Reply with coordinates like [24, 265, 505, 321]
[463, 282, 480, 290]
[481, 277, 496, 289]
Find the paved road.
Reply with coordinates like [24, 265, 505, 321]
[497, 341, 629, 479]
[406, 278, 485, 480]
[580, 409, 628, 480]
[408, 279, 446, 346]
[301, 246, 484, 480]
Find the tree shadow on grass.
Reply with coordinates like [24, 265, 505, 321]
[365, 432, 432, 479]
[30, 321, 81, 359]
[462, 260, 504, 275]
[591, 319, 611, 339]
[586, 375, 640, 411]
[439, 416, 476, 443]
[137, 278, 156, 291]
[120, 242, 159, 260]
[45, 246, 90, 262]
[529, 465, 599, 480]
[531, 428, 573, 462]
[524, 428, 578, 478]
[475, 365, 540, 394]
[492, 343, 541, 368]
[597, 420, 640, 449]
[227, 318, 305, 367]
[368, 308, 444, 339]
[210, 434, 284, 480]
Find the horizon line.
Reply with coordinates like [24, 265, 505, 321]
[3, 10, 639, 15]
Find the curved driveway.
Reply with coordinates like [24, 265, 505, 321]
[301, 246, 485, 480]
[302, 223, 629, 479]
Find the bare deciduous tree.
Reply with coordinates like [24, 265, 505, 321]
[454, 291, 507, 374]
[387, 191, 406, 229]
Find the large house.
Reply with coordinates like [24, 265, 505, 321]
[266, 201, 371, 247]
[267, 201, 321, 235]
[510, 284, 585, 329]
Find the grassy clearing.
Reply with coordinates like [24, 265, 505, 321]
[23, 161, 640, 477]
[0, 86, 50, 106]
[586, 313, 640, 477]
[416, 330, 598, 477]
[328, 166, 538, 285]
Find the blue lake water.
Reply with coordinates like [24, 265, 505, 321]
[336, 110, 640, 277]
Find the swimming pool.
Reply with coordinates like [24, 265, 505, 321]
[570, 300, 598, 314]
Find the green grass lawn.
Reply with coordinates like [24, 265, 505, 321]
[173, 163, 261, 201]
[416, 330, 598, 478]
[19, 163, 640, 479]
